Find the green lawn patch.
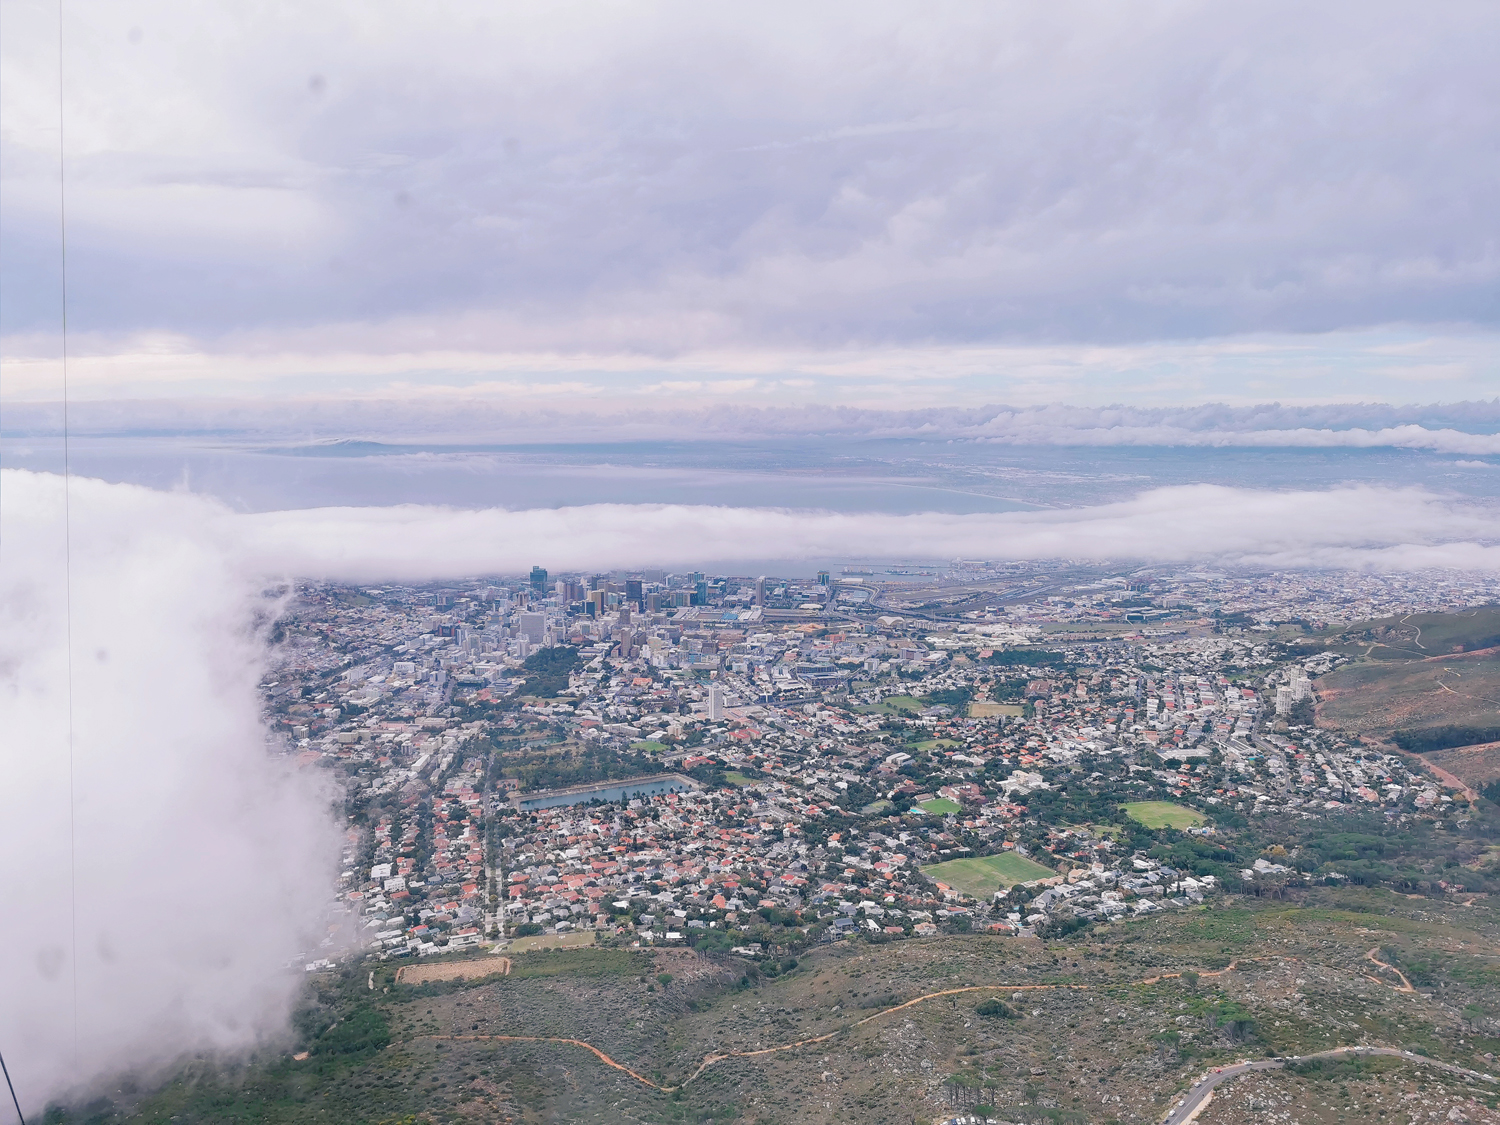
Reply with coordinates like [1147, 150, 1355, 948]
[914, 738, 960, 752]
[630, 740, 668, 753]
[860, 799, 895, 816]
[1122, 800, 1206, 829]
[922, 851, 1054, 897]
[724, 771, 754, 786]
[507, 930, 598, 954]
[881, 694, 924, 714]
[506, 947, 648, 980]
[919, 797, 962, 814]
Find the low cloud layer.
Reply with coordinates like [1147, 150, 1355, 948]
[0, 472, 339, 1112]
[4, 466, 1499, 1108]
[237, 482, 1500, 578]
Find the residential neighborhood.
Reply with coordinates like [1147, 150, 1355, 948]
[268, 564, 1495, 969]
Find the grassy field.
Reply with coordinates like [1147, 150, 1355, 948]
[507, 930, 597, 953]
[918, 797, 962, 814]
[1122, 800, 1206, 829]
[630, 740, 668, 753]
[881, 694, 924, 714]
[1076, 822, 1125, 840]
[921, 851, 1054, 896]
[969, 701, 1025, 718]
[396, 955, 512, 985]
[914, 738, 960, 752]
[723, 770, 754, 786]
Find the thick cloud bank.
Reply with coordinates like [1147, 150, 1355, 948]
[3, 467, 1499, 1108]
[238, 483, 1500, 578]
[0, 472, 338, 1112]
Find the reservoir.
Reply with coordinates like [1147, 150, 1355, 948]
[510, 772, 700, 812]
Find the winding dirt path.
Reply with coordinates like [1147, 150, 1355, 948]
[417, 951, 1433, 1091]
[423, 1034, 663, 1088]
[1365, 947, 1416, 993]
[419, 960, 1275, 1090]
[1141, 958, 1248, 985]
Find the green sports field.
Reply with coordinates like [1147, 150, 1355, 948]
[507, 930, 597, 953]
[880, 694, 924, 714]
[921, 851, 1054, 897]
[1121, 800, 1205, 829]
[918, 797, 962, 814]
[914, 738, 960, 752]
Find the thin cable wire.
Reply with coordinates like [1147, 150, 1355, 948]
[0, 1048, 24, 1125]
[0, 10, 11, 1122]
[57, 0, 80, 1070]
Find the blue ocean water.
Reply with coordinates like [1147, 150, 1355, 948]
[2, 435, 1496, 515]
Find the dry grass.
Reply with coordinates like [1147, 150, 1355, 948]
[396, 955, 512, 984]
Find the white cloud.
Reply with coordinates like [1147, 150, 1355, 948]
[232, 482, 1500, 579]
[0, 471, 339, 1111]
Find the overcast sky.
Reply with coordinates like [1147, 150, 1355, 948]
[2, 0, 1497, 408]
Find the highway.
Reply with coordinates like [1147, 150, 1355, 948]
[1162, 1046, 1498, 1125]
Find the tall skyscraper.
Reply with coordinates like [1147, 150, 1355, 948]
[529, 566, 548, 594]
[754, 576, 767, 607]
[708, 683, 724, 721]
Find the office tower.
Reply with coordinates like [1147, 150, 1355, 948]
[708, 683, 723, 721]
[529, 566, 548, 594]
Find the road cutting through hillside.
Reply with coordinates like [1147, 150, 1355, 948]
[1162, 1046, 1497, 1125]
